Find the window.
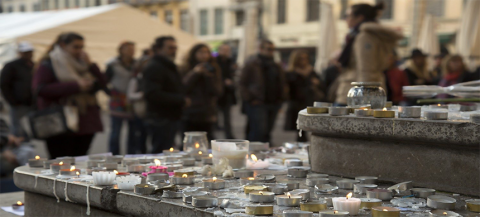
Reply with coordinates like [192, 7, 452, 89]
[426, 0, 445, 17]
[377, 0, 393, 19]
[277, 0, 286, 24]
[180, 9, 189, 32]
[199, 9, 208, 35]
[214, 8, 224, 35]
[340, 0, 348, 19]
[165, 10, 173, 24]
[65, 0, 70, 8]
[235, 10, 245, 26]
[306, 0, 320, 21]
[20, 4, 25, 12]
[150, 11, 158, 19]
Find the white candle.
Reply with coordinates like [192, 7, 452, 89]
[211, 140, 248, 169]
[246, 154, 269, 169]
[332, 193, 361, 215]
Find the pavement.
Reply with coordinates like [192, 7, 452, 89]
[0, 191, 23, 217]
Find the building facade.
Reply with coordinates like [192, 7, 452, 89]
[131, 0, 190, 33]
[1, 0, 111, 12]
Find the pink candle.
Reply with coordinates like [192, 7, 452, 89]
[149, 159, 168, 173]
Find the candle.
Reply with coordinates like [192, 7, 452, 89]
[163, 147, 179, 155]
[429, 210, 461, 216]
[288, 167, 308, 178]
[307, 106, 328, 114]
[183, 191, 208, 203]
[367, 189, 393, 201]
[466, 199, 480, 213]
[60, 166, 80, 176]
[134, 184, 155, 195]
[147, 173, 169, 183]
[201, 154, 213, 165]
[113, 170, 130, 176]
[89, 155, 106, 160]
[98, 162, 118, 170]
[87, 160, 104, 168]
[165, 164, 182, 172]
[371, 206, 400, 217]
[315, 184, 339, 195]
[355, 176, 378, 184]
[424, 111, 448, 120]
[278, 180, 300, 191]
[318, 210, 349, 217]
[122, 158, 140, 166]
[193, 151, 207, 161]
[255, 174, 275, 182]
[240, 177, 259, 185]
[410, 188, 436, 198]
[245, 205, 273, 215]
[244, 185, 268, 194]
[246, 154, 269, 169]
[336, 179, 359, 189]
[43, 159, 59, 169]
[138, 157, 154, 164]
[170, 174, 194, 185]
[359, 198, 382, 209]
[355, 108, 373, 117]
[116, 175, 142, 190]
[332, 193, 361, 215]
[427, 195, 456, 210]
[385, 101, 393, 108]
[106, 155, 123, 164]
[300, 200, 327, 212]
[289, 189, 310, 201]
[162, 190, 183, 199]
[277, 192, 301, 207]
[353, 184, 378, 194]
[264, 184, 288, 195]
[283, 210, 314, 217]
[50, 161, 70, 173]
[92, 171, 116, 185]
[29, 155, 46, 167]
[203, 177, 225, 190]
[314, 102, 333, 107]
[211, 140, 249, 169]
[398, 106, 421, 118]
[233, 169, 254, 178]
[430, 104, 448, 109]
[307, 173, 328, 179]
[249, 190, 275, 203]
[181, 158, 196, 166]
[306, 178, 329, 187]
[56, 156, 75, 165]
[149, 159, 168, 173]
[328, 107, 349, 116]
[191, 195, 218, 208]
[127, 164, 146, 173]
[284, 159, 303, 167]
[373, 108, 395, 118]
[12, 201, 24, 211]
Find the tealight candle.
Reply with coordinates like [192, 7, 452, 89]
[201, 154, 213, 165]
[181, 158, 196, 166]
[240, 177, 259, 185]
[336, 179, 359, 189]
[106, 155, 123, 164]
[170, 174, 194, 185]
[203, 177, 225, 190]
[289, 189, 310, 201]
[138, 157, 154, 164]
[398, 106, 421, 118]
[306, 178, 329, 187]
[367, 189, 393, 201]
[127, 164, 146, 173]
[354, 108, 373, 117]
[360, 198, 382, 209]
[466, 199, 480, 212]
[183, 191, 208, 203]
[149, 159, 167, 173]
[134, 184, 155, 195]
[328, 107, 349, 116]
[87, 160, 104, 168]
[332, 193, 361, 215]
[28, 155, 46, 167]
[315, 184, 338, 194]
[147, 173, 169, 182]
[59, 166, 80, 176]
[255, 174, 275, 182]
[244, 185, 268, 194]
[283, 210, 314, 217]
[307, 106, 328, 114]
[192, 195, 218, 208]
[314, 102, 333, 107]
[385, 101, 393, 108]
[122, 158, 140, 166]
[288, 167, 308, 178]
[43, 159, 59, 169]
[354, 184, 378, 194]
[165, 164, 182, 172]
[193, 151, 207, 161]
[12, 201, 24, 211]
[56, 156, 75, 165]
[98, 162, 118, 170]
[113, 170, 130, 176]
[264, 184, 288, 195]
[277, 193, 301, 207]
[424, 111, 448, 120]
[429, 210, 461, 216]
[355, 176, 378, 184]
[430, 104, 448, 109]
[373, 108, 395, 118]
[233, 169, 254, 178]
[162, 190, 183, 199]
[427, 195, 456, 210]
[50, 161, 70, 173]
[410, 188, 436, 198]
[300, 200, 327, 212]
[89, 155, 106, 160]
[246, 154, 269, 169]
[163, 147, 179, 155]
[307, 173, 328, 179]
[318, 210, 349, 217]
[245, 205, 273, 215]
[371, 206, 400, 217]
[249, 190, 275, 203]
[278, 180, 300, 191]
[285, 159, 303, 167]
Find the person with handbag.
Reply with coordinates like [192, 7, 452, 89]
[32, 32, 107, 159]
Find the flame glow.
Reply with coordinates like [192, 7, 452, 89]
[170, 147, 174, 152]
[209, 154, 213, 158]
[248, 177, 255, 180]
[76, 171, 80, 176]
[383, 107, 387, 111]
[154, 159, 161, 166]
[364, 108, 368, 111]
[182, 174, 188, 178]
[145, 185, 149, 187]
[114, 170, 118, 174]
[16, 201, 23, 206]
[438, 104, 441, 106]
[70, 166, 75, 171]
[346, 192, 352, 199]
[443, 212, 448, 215]
[195, 143, 200, 149]
[213, 177, 217, 182]
[35, 155, 40, 160]
[59, 161, 64, 165]
[259, 191, 263, 195]
[287, 192, 291, 198]
[334, 211, 338, 214]
[251, 154, 258, 162]
[199, 151, 203, 155]
[383, 209, 388, 211]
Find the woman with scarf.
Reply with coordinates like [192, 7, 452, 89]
[335, 2, 403, 105]
[437, 55, 479, 98]
[33, 32, 107, 159]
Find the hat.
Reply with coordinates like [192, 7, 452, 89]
[410, 49, 427, 58]
[17, 41, 34, 52]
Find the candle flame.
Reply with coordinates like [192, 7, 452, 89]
[70, 166, 75, 171]
[438, 104, 441, 106]
[182, 174, 188, 178]
[443, 212, 447, 215]
[364, 108, 368, 110]
[251, 154, 258, 162]
[199, 151, 202, 155]
[286, 192, 291, 198]
[213, 177, 217, 182]
[169, 147, 173, 152]
[208, 154, 213, 158]
[59, 161, 64, 165]
[346, 192, 352, 199]
[35, 155, 40, 160]
[259, 191, 263, 195]
[383, 107, 387, 111]
[16, 201, 23, 206]
[76, 171, 80, 176]
[195, 143, 200, 149]
[334, 211, 338, 214]
[154, 159, 161, 166]
[145, 185, 149, 187]
[248, 177, 255, 180]
[114, 170, 118, 174]
[383, 209, 388, 211]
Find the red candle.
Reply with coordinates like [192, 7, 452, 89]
[60, 166, 81, 176]
[149, 159, 168, 173]
[114, 170, 130, 176]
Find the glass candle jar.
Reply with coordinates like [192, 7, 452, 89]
[347, 82, 386, 109]
[183, 132, 208, 154]
[211, 139, 249, 169]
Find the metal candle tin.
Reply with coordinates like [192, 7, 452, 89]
[89, 155, 106, 160]
[367, 189, 393, 201]
[278, 180, 300, 191]
[56, 157, 75, 165]
[183, 191, 208, 203]
[87, 160, 104, 168]
[315, 184, 338, 194]
[249, 190, 275, 203]
[288, 167, 308, 178]
[354, 109, 373, 117]
[122, 158, 140, 166]
[284, 159, 303, 167]
[410, 188, 436, 198]
[165, 164, 182, 172]
[283, 210, 314, 217]
[276, 194, 302, 207]
[371, 206, 400, 217]
[170, 176, 195, 185]
[466, 199, 480, 213]
[244, 185, 268, 194]
[307, 173, 328, 179]
[192, 195, 218, 208]
[98, 162, 118, 170]
[240, 177, 259, 185]
[373, 109, 395, 118]
[306, 178, 329, 187]
[460, 104, 477, 111]
[360, 198, 382, 209]
[181, 158, 196, 166]
[336, 179, 359, 189]
[50, 163, 71, 173]
[255, 174, 276, 182]
[300, 200, 327, 212]
[147, 173, 169, 182]
[233, 169, 254, 178]
[307, 107, 328, 114]
[201, 157, 213, 165]
[128, 164, 146, 173]
[265, 184, 288, 195]
[203, 178, 225, 190]
[162, 190, 183, 199]
[28, 157, 47, 167]
[424, 111, 448, 120]
[106, 155, 123, 164]
[427, 195, 456, 210]
[43, 159, 59, 169]
[355, 176, 378, 184]
[328, 107, 349, 116]
[289, 189, 310, 201]
[245, 205, 273, 215]
[471, 114, 480, 124]
[429, 210, 461, 216]
[314, 102, 333, 108]
[59, 169, 80, 176]
[354, 184, 378, 194]
[398, 106, 421, 118]
[318, 210, 349, 217]
[134, 184, 155, 195]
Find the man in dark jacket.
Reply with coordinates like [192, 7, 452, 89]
[0, 42, 34, 138]
[240, 39, 286, 143]
[216, 44, 237, 139]
[142, 36, 190, 153]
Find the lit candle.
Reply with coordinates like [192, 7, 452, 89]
[244, 185, 268, 194]
[181, 157, 196, 166]
[371, 206, 400, 217]
[430, 104, 448, 110]
[12, 201, 24, 211]
[201, 154, 213, 165]
[307, 106, 328, 114]
[134, 184, 155, 195]
[170, 174, 194, 185]
[50, 161, 71, 173]
[359, 198, 382, 209]
[246, 154, 270, 169]
[149, 159, 168, 173]
[203, 177, 225, 190]
[28, 155, 47, 167]
[367, 189, 393, 201]
[373, 108, 395, 118]
[194, 151, 207, 161]
[248, 190, 275, 203]
[113, 170, 130, 176]
[76, 171, 80, 178]
[428, 210, 461, 217]
[354, 108, 373, 117]
[163, 147, 179, 155]
[318, 210, 349, 217]
[60, 166, 80, 176]
[277, 192, 302, 207]
[211, 140, 249, 169]
[332, 192, 361, 215]
[240, 177, 258, 185]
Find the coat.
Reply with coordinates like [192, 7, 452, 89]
[0, 58, 33, 106]
[216, 56, 237, 106]
[240, 54, 286, 104]
[335, 23, 403, 104]
[384, 67, 409, 104]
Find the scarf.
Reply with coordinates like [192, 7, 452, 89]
[338, 23, 362, 67]
[109, 58, 134, 93]
[49, 45, 97, 114]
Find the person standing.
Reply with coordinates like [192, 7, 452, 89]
[335, 2, 403, 106]
[106, 41, 136, 155]
[33, 32, 107, 159]
[181, 44, 223, 142]
[142, 36, 190, 153]
[284, 50, 325, 142]
[240, 40, 286, 143]
[438, 55, 479, 88]
[403, 49, 431, 86]
[383, 51, 409, 105]
[216, 44, 237, 139]
[0, 42, 35, 138]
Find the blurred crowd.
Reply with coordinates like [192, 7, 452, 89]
[1, 2, 479, 175]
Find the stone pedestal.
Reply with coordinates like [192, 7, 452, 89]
[298, 111, 480, 196]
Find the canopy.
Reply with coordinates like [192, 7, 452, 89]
[416, 14, 439, 71]
[314, 2, 338, 74]
[0, 3, 199, 69]
[456, 0, 480, 71]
